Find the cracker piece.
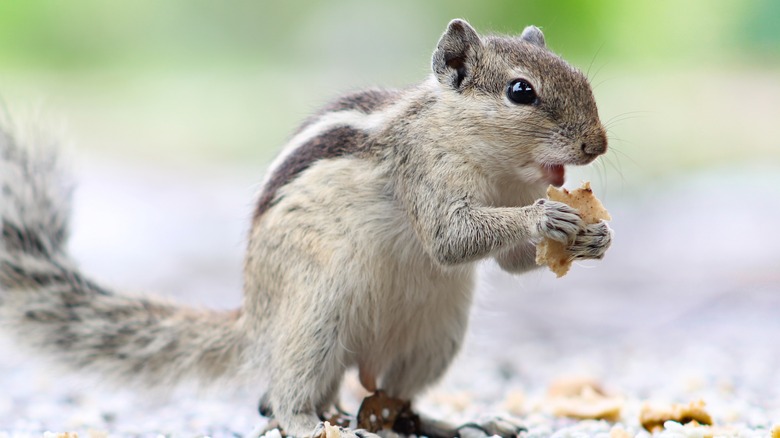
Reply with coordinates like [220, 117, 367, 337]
[609, 425, 633, 438]
[639, 399, 713, 433]
[545, 376, 623, 421]
[322, 422, 343, 438]
[535, 181, 611, 277]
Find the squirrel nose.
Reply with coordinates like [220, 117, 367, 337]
[580, 134, 608, 156]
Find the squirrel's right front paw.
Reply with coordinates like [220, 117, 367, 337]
[533, 199, 583, 244]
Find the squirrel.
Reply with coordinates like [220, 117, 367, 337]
[0, 19, 612, 438]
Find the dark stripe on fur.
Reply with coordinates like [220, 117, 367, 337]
[254, 126, 370, 220]
[293, 89, 400, 136]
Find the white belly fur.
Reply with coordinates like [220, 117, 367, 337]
[254, 156, 475, 383]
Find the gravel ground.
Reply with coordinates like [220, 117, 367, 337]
[1, 159, 779, 437]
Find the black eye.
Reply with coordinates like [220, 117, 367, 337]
[507, 79, 537, 105]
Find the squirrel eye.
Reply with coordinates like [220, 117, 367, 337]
[507, 79, 537, 105]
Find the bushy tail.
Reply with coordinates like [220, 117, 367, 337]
[0, 116, 248, 387]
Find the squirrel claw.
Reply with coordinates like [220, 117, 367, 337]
[535, 199, 584, 244]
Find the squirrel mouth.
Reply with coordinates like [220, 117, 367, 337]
[541, 164, 565, 187]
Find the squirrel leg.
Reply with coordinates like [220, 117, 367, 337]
[381, 341, 460, 401]
[265, 325, 348, 436]
[381, 284, 470, 400]
[314, 373, 345, 417]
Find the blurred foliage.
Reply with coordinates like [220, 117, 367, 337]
[1, 0, 778, 70]
[0, 0, 778, 187]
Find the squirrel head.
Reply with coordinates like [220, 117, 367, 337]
[431, 19, 607, 187]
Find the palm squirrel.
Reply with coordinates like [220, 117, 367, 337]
[0, 19, 612, 437]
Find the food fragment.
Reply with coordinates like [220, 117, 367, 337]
[503, 389, 526, 415]
[661, 420, 737, 438]
[547, 386, 623, 421]
[772, 424, 780, 438]
[609, 425, 633, 438]
[322, 422, 342, 438]
[545, 376, 623, 421]
[310, 421, 348, 438]
[547, 375, 607, 398]
[639, 399, 713, 432]
[535, 181, 611, 277]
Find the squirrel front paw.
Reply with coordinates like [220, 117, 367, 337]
[534, 199, 584, 244]
[567, 221, 613, 260]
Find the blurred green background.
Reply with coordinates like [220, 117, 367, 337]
[1, 0, 779, 190]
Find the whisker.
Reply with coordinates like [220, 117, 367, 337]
[606, 143, 641, 169]
[603, 154, 627, 189]
[604, 116, 647, 130]
[604, 110, 652, 124]
[589, 61, 614, 91]
[589, 156, 607, 194]
[586, 42, 607, 81]
[603, 151, 631, 191]
[604, 129, 630, 145]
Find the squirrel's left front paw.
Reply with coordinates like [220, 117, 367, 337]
[568, 221, 613, 260]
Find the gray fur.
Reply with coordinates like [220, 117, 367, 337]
[432, 19, 483, 90]
[254, 126, 371, 220]
[520, 25, 546, 48]
[0, 19, 612, 437]
[0, 117, 248, 388]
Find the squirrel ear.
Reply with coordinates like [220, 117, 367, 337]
[432, 19, 482, 90]
[520, 25, 546, 48]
